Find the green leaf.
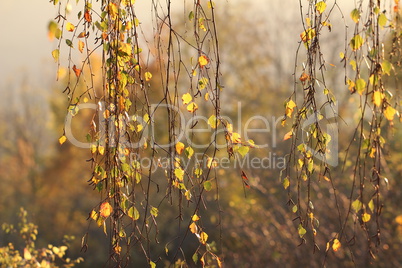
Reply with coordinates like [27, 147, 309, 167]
[355, 78, 366, 95]
[298, 224, 307, 238]
[184, 146, 194, 159]
[351, 8, 360, 23]
[192, 252, 198, 264]
[66, 39, 73, 47]
[189, 11, 194, 21]
[382, 60, 392, 75]
[204, 181, 212, 191]
[350, 34, 364, 51]
[378, 13, 387, 28]
[237, 146, 249, 157]
[352, 199, 362, 212]
[127, 206, 140, 220]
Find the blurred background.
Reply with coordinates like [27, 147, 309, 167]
[1, 0, 402, 267]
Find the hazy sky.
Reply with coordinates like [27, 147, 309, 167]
[0, 0, 357, 92]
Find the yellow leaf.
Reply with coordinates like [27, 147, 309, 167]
[52, 49, 59, 62]
[78, 40, 85, 53]
[208, 114, 219, 129]
[362, 212, 371, 222]
[98, 145, 105, 155]
[100, 202, 113, 218]
[372, 91, 383, 107]
[231, 132, 241, 143]
[182, 93, 192, 105]
[384, 106, 396, 121]
[285, 99, 297, 118]
[189, 222, 198, 233]
[174, 168, 184, 181]
[144, 72, 152, 81]
[192, 214, 200, 221]
[332, 238, 341, 251]
[207, 157, 217, 169]
[150, 261, 156, 268]
[200, 231, 208, 244]
[24, 248, 32, 260]
[66, 22, 75, 32]
[175, 142, 185, 154]
[59, 135, 67, 145]
[283, 177, 290, 189]
[198, 55, 209, 67]
[187, 102, 198, 113]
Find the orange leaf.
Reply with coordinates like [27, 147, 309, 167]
[78, 31, 86, 38]
[299, 72, 309, 82]
[283, 131, 293, 141]
[100, 202, 113, 218]
[84, 10, 92, 23]
[189, 222, 198, 233]
[72, 65, 81, 77]
[175, 142, 185, 154]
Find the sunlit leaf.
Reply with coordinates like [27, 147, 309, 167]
[355, 78, 366, 95]
[382, 60, 392, 75]
[144, 71, 152, 81]
[298, 224, 306, 238]
[372, 91, 383, 107]
[150, 261, 156, 268]
[350, 34, 364, 51]
[384, 106, 396, 121]
[174, 168, 184, 181]
[100, 202, 113, 218]
[198, 55, 209, 67]
[207, 157, 217, 169]
[150, 206, 158, 217]
[231, 132, 241, 143]
[78, 40, 85, 53]
[72, 65, 81, 77]
[98, 145, 105, 155]
[127, 206, 140, 220]
[351, 8, 361, 23]
[300, 28, 316, 43]
[237, 146, 249, 157]
[378, 13, 387, 28]
[292, 205, 298, 213]
[59, 135, 67, 145]
[194, 168, 203, 178]
[192, 214, 200, 221]
[185, 146, 194, 159]
[283, 177, 290, 189]
[352, 199, 362, 212]
[315, 1, 327, 14]
[175, 142, 185, 154]
[208, 114, 219, 129]
[187, 102, 198, 113]
[52, 49, 60, 62]
[189, 222, 198, 233]
[182, 93, 192, 105]
[285, 99, 297, 118]
[200, 232, 208, 244]
[283, 131, 293, 141]
[84, 10, 92, 22]
[368, 199, 375, 213]
[203, 181, 212, 191]
[66, 22, 75, 32]
[332, 239, 341, 251]
[362, 212, 371, 222]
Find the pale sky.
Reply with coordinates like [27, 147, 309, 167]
[0, 0, 358, 92]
